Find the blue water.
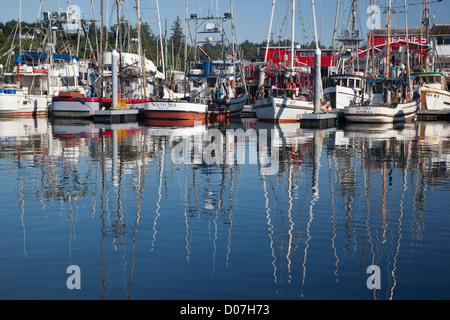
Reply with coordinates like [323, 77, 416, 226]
[0, 117, 449, 300]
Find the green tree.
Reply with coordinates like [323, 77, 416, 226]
[170, 16, 183, 57]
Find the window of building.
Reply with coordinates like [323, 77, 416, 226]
[437, 37, 450, 45]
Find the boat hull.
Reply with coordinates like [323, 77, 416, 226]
[0, 92, 50, 116]
[344, 100, 419, 123]
[254, 96, 314, 123]
[420, 87, 450, 111]
[50, 97, 109, 118]
[228, 94, 248, 118]
[144, 100, 208, 121]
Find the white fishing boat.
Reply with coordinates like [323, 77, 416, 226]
[345, 99, 419, 123]
[254, 0, 315, 123]
[0, 85, 50, 116]
[254, 96, 314, 123]
[323, 73, 366, 110]
[143, 100, 208, 121]
[145, 6, 248, 122]
[0, 4, 94, 117]
[412, 72, 450, 110]
[345, 0, 419, 124]
[324, 0, 367, 110]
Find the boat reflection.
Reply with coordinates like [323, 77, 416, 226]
[1, 117, 449, 299]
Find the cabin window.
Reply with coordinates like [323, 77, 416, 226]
[300, 52, 308, 57]
[373, 82, 383, 94]
[273, 53, 279, 58]
[356, 79, 361, 88]
[322, 51, 331, 57]
[349, 79, 355, 88]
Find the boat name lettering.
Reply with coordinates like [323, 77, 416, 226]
[152, 102, 177, 109]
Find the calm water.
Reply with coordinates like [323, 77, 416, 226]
[0, 116, 449, 300]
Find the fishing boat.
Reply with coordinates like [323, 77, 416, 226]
[254, 0, 314, 123]
[144, 4, 248, 122]
[323, 0, 367, 110]
[0, 5, 91, 116]
[50, 51, 161, 118]
[413, 72, 450, 110]
[51, 0, 166, 118]
[344, 0, 419, 124]
[323, 73, 366, 110]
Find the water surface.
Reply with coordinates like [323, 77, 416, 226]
[0, 117, 449, 300]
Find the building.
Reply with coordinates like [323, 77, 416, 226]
[431, 24, 450, 78]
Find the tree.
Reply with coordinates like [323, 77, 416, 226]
[170, 16, 183, 57]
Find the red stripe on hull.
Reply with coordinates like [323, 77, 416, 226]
[144, 110, 206, 121]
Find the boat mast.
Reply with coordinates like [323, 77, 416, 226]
[404, 0, 412, 95]
[17, 0, 22, 84]
[385, 0, 392, 79]
[135, 0, 147, 98]
[312, 0, 322, 113]
[331, 0, 340, 70]
[156, 0, 166, 79]
[264, 0, 276, 63]
[290, 0, 295, 72]
[184, 0, 188, 99]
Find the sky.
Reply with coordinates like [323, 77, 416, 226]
[1, 0, 450, 47]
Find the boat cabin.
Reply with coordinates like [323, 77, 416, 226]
[328, 74, 365, 90]
[412, 72, 448, 91]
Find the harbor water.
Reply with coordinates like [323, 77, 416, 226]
[0, 117, 449, 300]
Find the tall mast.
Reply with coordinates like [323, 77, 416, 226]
[404, 0, 412, 94]
[184, 0, 189, 98]
[312, 0, 322, 113]
[371, 0, 375, 77]
[385, 0, 392, 79]
[264, 0, 276, 63]
[100, 0, 105, 96]
[135, 0, 147, 98]
[331, 0, 340, 69]
[156, 0, 166, 78]
[351, 0, 357, 31]
[290, 0, 295, 71]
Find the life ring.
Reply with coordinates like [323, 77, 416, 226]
[287, 82, 296, 90]
[229, 79, 235, 89]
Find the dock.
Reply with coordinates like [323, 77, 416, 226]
[92, 109, 141, 124]
[297, 112, 338, 129]
[416, 109, 450, 121]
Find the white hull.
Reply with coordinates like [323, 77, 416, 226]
[254, 96, 314, 123]
[0, 92, 50, 116]
[50, 97, 105, 118]
[420, 87, 450, 111]
[228, 94, 248, 117]
[144, 100, 208, 121]
[345, 100, 419, 123]
[323, 85, 358, 110]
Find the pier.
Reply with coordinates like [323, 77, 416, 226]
[92, 109, 141, 124]
[416, 109, 450, 121]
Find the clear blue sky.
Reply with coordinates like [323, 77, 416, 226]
[2, 0, 450, 47]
